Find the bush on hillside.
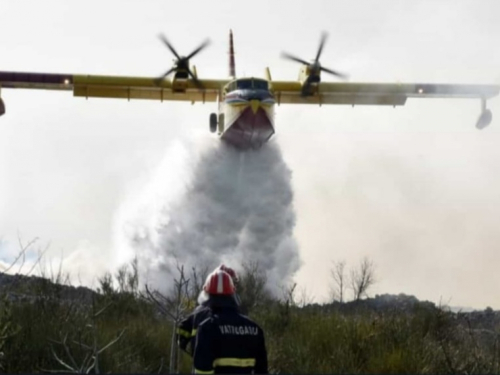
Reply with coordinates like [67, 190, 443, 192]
[1, 258, 499, 374]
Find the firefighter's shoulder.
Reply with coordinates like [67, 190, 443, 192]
[179, 304, 210, 335]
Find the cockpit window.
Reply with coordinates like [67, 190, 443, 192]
[232, 79, 269, 90]
[237, 79, 252, 89]
[253, 80, 268, 90]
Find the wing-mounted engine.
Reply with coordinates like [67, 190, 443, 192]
[281, 32, 348, 96]
[155, 34, 210, 92]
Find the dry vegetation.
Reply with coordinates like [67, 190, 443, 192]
[1, 246, 500, 374]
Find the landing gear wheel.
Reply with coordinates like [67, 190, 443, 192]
[0, 98, 5, 116]
[209, 113, 217, 133]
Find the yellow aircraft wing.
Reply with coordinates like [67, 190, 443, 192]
[2, 71, 499, 107]
[0, 71, 229, 103]
[270, 81, 500, 106]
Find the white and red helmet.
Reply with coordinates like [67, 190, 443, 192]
[203, 269, 235, 295]
[217, 264, 239, 283]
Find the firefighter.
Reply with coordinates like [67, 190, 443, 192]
[177, 264, 240, 355]
[192, 269, 268, 374]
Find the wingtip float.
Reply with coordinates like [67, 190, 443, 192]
[0, 31, 499, 149]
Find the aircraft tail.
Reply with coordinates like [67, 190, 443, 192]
[229, 29, 236, 78]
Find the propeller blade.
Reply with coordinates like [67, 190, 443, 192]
[158, 67, 176, 80]
[154, 67, 176, 85]
[185, 39, 211, 60]
[281, 52, 310, 66]
[187, 68, 204, 89]
[301, 76, 313, 97]
[320, 66, 348, 79]
[315, 32, 328, 63]
[282, 32, 349, 89]
[158, 34, 181, 60]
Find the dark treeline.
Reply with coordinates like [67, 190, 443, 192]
[1, 260, 500, 374]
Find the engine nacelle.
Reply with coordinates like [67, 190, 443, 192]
[476, 109, 492, 130]
[297, 65, 320, 96]
[0, 97, 5, 116]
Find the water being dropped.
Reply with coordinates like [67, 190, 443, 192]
[115, 135, 300, 293]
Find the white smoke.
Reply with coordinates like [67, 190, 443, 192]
[114, 135, 301, 293]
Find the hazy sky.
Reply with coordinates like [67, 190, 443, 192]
[1, 0, 500, 309]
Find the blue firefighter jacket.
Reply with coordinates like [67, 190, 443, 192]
[192, 304, 268, 374]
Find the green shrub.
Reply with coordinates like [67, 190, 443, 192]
[1, 263, 500, 374]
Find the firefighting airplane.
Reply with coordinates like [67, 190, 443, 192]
[0, 31, 499, 149]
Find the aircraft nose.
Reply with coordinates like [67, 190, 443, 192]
[250, 99, 260, 114]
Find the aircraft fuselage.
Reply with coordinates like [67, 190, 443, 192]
[216, 78, 276, 149]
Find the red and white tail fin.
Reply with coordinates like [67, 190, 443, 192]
[229, 29, 236, 78]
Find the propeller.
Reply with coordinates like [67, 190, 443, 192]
[281, 32, 348, 95]
[155, 34, 210, 89]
